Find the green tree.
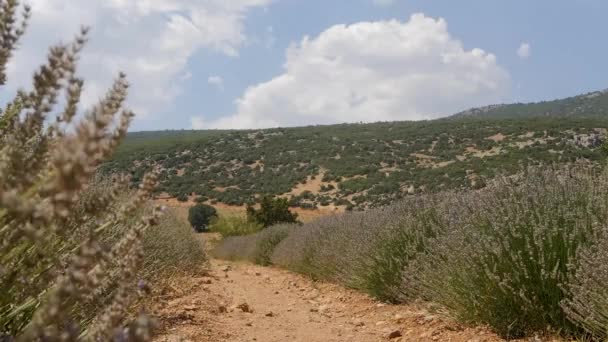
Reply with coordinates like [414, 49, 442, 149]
[247, 196, 299, 228]
[188, 204, 218, 232]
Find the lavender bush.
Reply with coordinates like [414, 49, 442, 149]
[214, 163, 608, 339]
[562, 224, 608, 339]
[0, 2, 205, 339]
[404, 164, 608, 338]
[211, 224, 295, 265]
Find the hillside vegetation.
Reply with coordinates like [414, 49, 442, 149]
[454, 89, 608, 118]
[104, 91, 608, 210]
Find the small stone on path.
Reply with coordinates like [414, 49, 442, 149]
[237, 302, 253, 313]
[385, 330, 402, 339]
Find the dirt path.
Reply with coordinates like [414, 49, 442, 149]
[151, 257, 530, 342]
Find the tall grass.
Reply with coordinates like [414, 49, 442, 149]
[213, 163, 608, 339]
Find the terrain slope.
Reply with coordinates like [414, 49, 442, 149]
[104, 89, 608, 211]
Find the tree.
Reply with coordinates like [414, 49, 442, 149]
[188, 204, 218, 232]
[247, 196, 299, 228]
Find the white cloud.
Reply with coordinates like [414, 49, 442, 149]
[208, 75, 224, 89]
[6, 0, 272, 123]
[372, 0, 396, 6]
[517, 42, 531, 59]
[205, 14, 510, 129]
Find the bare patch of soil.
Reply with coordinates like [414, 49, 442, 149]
[486, 133, 506, 142]
[284, 169, 338, 197]
[465, 146, 503, 158]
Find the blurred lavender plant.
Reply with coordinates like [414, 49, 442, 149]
[0, 1, 163, 339]
[212, 224, 295, 266]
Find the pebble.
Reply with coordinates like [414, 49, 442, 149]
[385, 330, 402, 339]
[237, 303, 253, 313]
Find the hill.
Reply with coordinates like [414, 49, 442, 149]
[453, 89, 608, 118]
[103, 91, 608, 211]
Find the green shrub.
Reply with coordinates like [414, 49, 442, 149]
[247, 196, 299, 227]
[176, 193, 189, 202]
[210, 215, 263, 237]
[188, 204, 217, 232]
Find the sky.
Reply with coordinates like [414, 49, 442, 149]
[4, 0, 608, 131]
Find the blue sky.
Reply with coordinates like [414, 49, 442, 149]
[6, 0, 608, 131]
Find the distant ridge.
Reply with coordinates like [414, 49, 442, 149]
[452, 88, 608, 119]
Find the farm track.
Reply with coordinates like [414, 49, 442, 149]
[151, 242, 551, 341]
